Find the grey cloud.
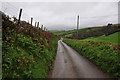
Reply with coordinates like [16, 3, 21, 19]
[2, 2, 118, 30]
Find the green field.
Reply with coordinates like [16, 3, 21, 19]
[50, 30, 76, 36]
[51, 26, 105, 36]
[64, 39, 120, 78]
[84, 32, 120, 44]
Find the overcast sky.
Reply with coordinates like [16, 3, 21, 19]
[2, 1, 119, 30]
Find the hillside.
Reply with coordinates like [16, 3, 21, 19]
[51, 24, 120, 41]
[84, 32, 120, 44]
[51, 26, 106, 36]
[50, 30, 76, 36]
[71, 24, 120, 39]
[2, 12, 58, 78]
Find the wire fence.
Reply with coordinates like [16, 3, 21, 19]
[2, 2, 47, 31]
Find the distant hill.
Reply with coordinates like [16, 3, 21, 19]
[69, 24, 120, 40]
[51, 24, 120, 40]
[51, 26, 107, 36]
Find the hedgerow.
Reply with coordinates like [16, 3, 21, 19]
[64, 39, 120, 78]
[2, 12, 58, 78]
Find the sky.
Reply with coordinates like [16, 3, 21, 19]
[1, 0, 119, 30]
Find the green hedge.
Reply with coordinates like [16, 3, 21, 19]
[3, 33, 58, 78]
[2, 13, 58, 78]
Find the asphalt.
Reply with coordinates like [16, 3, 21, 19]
[50, 40, 110, 78]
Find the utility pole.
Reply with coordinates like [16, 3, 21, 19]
[18, 8, 22, 25]
[77, 15, 79, 39]
[31, 17, 33, 26]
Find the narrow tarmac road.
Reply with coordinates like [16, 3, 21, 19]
[50, 40, 110, 78]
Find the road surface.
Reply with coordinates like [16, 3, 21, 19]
[50, 40, 110, 78]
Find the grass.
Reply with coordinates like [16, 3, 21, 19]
[50, 26, 107, 36]
[64, 34, 73, 37]
[50, 30, 76, 36]
[63, 39, 120, 78]
[84, 32, 120, 44]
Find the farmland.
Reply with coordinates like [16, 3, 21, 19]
[51, 26, 106, 36]
[84, 32, 120, 44]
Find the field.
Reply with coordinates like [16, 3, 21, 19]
[51, 26, 105, 36]
[50, 30, 76, 36]
[84, 32, 120, 44]
[63, 39, 120, 78]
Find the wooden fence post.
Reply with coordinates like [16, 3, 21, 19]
[18, 8, 22, 25]
[35, 22, 37, 27]
[44, 27, 46, 31]
[31, 17, 33, 26]
[37, 22, 39, 28]
[41, 25, 43, 30]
